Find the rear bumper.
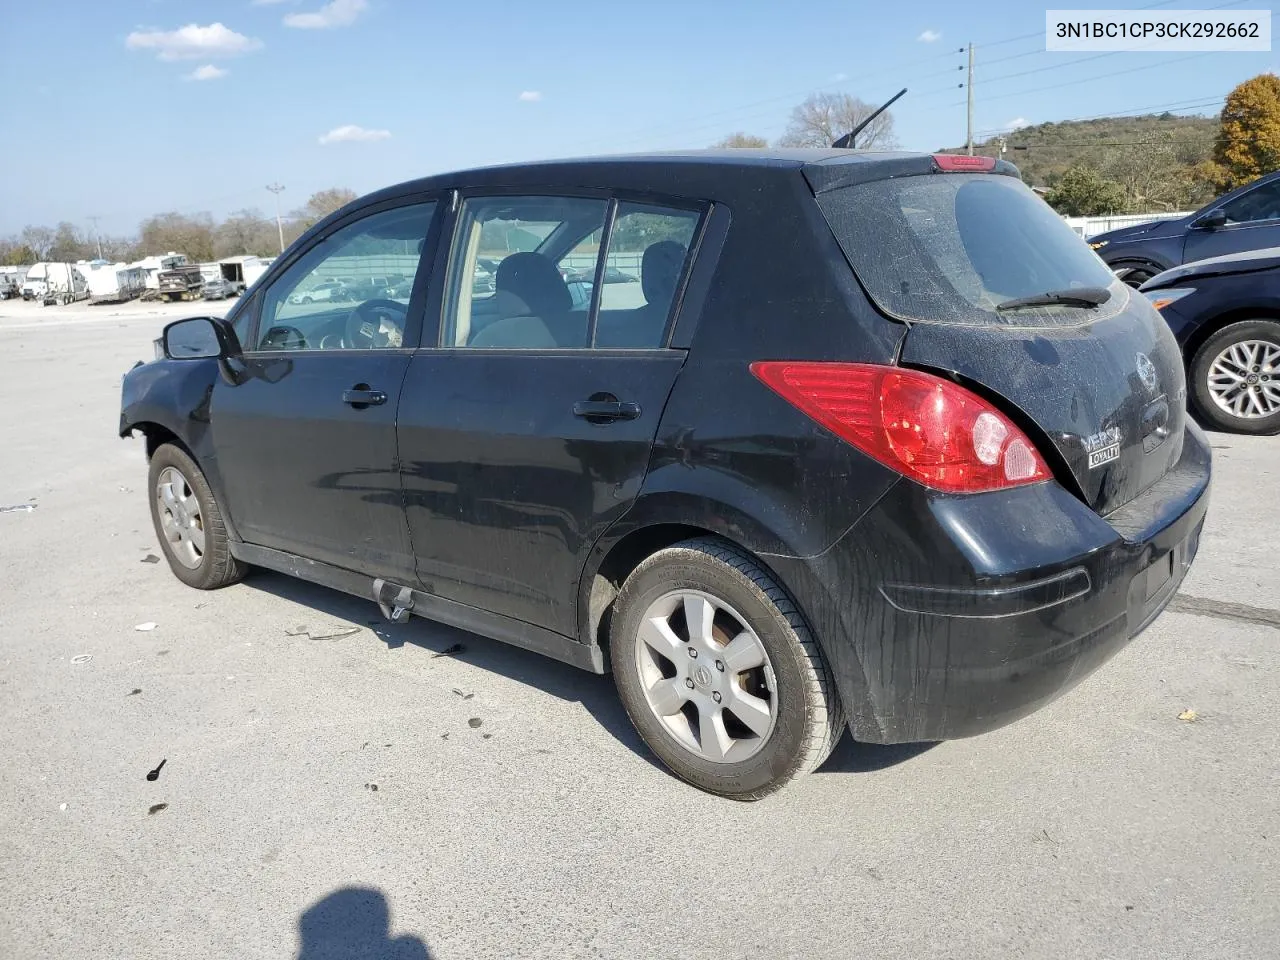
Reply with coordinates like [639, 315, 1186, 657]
[773, 421, 1211, 744]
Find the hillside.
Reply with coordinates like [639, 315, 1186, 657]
[946, 112, 1221, 211]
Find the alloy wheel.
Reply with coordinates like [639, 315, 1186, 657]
[1207, 339, 1280, 419]
[633, 590, 777, 763]
[155, 466, 206, 569]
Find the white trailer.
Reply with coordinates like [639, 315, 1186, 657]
[22, 263, 89, 305]
[83, 263, 145, 303]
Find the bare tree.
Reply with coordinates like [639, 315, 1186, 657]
[214, 208, 270, 258]
[20, 225, 54, 260]
[138, 212, 216, 262]
[714, 132, 769, 148]
[296, 188, 359, 228]
[778, 93, 897, 149]
[49, 221, 92, 262]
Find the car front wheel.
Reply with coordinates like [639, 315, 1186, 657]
[610, 537, 844, 799]
[148, 443, 248, 589]
[1190, 319, 1280, 435]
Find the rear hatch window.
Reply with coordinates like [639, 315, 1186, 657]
[817, 174, 1123, 327]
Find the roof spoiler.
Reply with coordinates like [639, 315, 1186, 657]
[831, 88, 907, 150]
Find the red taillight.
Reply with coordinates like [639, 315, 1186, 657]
[932, 153, 996, 172]
[750, 362, 1050, 494]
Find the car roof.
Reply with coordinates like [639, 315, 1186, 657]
[357, 149, 948, 204]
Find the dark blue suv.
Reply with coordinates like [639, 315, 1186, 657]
[1090, 169, 1280, 286]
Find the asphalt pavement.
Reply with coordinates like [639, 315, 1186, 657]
[1, 299, 1276, 959]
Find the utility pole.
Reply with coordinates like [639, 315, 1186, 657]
[266, 183, 286, 253]
[87, 216, 103, 259]
[966, 43, 975, 156]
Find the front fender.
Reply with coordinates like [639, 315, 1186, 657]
[119, 357, 219, 457]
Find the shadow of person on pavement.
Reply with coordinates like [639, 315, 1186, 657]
[297, 887, 431, 960]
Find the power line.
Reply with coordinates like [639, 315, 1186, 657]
[950, 53, 1212, 106]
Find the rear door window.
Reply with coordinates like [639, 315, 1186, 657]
[817, 174, 1123, 327]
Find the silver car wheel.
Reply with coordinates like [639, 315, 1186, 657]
[155, 466, 206, 569]
[633, 590, 777, 764]
[1208, 339, 1280, 419]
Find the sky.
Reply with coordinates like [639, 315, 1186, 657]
[0, 0, 1275, 237]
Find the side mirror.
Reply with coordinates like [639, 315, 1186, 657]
[161, 317, 238, 360]
[1195, 210, 1228, 230]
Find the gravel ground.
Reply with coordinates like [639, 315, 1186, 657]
[1, 298, 1276, 960]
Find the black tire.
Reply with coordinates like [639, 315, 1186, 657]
[1189, 319, 1280, 435]
[147, 443, 247, 589]
[610, 537, 844, 800]
[1116, 263, 1158, 288]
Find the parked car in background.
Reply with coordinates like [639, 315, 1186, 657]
[288, 279, 349, 304]
[201, 275, 237, 300]
[1090, 169, 1280, 287]
[1140, 246, 1280, 434]
[561, 265, 638, 285]
[0, 273, 18, 300]
[121, 149, 1209, 798]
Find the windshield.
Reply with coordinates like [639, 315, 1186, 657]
[817, 174, 1124, 327]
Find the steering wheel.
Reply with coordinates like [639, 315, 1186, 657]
[344, 299, 407, 349]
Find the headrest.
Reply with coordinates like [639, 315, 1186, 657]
[495, 252, 571, 316]
[641, 241, 687, 308]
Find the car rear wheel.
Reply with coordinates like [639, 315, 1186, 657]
[148, 443, 248, 589]
[610, 537, 843, 799]
[1115, 263, 1158, 288]
[1190, 319, 1280, 435]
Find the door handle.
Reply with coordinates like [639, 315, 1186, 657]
[342, 386, 387, 408]
[573, 399, 641, 422]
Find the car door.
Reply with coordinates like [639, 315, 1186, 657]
[1184, 178, 1280, 262]
[397, 194, 705, 636]
[211, 197, 440, 580]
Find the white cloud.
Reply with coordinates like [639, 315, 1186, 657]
[1005, 117, 1029, 129]
[917, 29, 942, 43]
[284, 0, 367, 29]
[318, 124, 391, 144]
[517, 90, 542, 102]
[187, 64, 228, 81]
[831, 72, 848, 82]
[126, 22, 262, 61]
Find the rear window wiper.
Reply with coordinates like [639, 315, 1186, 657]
[995, 287, 1112, 311]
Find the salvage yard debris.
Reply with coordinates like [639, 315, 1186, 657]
[284, 624, 362, 640]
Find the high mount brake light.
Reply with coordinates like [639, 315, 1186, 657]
[750, 362, 1051, 494]
[933, 153, 997, 172]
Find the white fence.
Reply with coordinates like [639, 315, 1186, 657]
[1063, 211, 1191, 239]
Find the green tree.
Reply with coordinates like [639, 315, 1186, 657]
[714, 132, 769, 148]
[1044, 165, 1128, 216]
[1202, 73, 1280, 190]
[0, 242, 39, 266]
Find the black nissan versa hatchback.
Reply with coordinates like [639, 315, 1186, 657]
[120, 150, 1211, 798]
